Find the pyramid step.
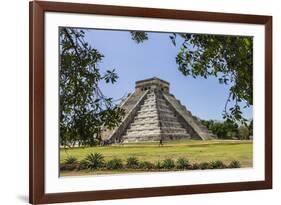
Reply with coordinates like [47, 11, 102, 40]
[137, 109, 157, 114]
[141, 102, 156, 107]
[139, 108, 157, 113]
[157, 99, 168, 103]
[125, 131, 162, 136]
[136, 112, 158, 117]
[155, 99, 166, 104]
[159, 113, 177, 118]
[127, 126, 161, 132]
[123, 133, 191, 142]
[161, 127, 187, 133]
[124, 133, 191, 138]
[128, 125, 160, 131]
[123, 135, 161, 142]
[137, 108, 157, 113]
[158, 108, 174, 114]
[144, 97, 156, 100]
[159, 121, 183, 128]
[158, 104, 169, 109]
[126, 126, 188, 136]
[140, 104, 157, 109]
[126, 130, 162, 135]
[135, 114, 158, 119]
[132, 117, 158, 123]
[145, 97, 156, 100]
[135, 114, 158, 120]
[124, 134, 161, 138]
[132, 119, 158, 125]
[158, 116, 180, 121]
[130, 121, 159, 127]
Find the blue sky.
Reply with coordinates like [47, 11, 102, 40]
[84, 29, 252, 121]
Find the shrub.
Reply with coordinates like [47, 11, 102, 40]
[155, 161, 163, 169]
[162, 158, 175, 169]
[198, 162, 212, 170]
[77, 160, 88, 170]
[176, 158, 191, 170]
[60, 156, 79, 171]
[84, 153, 105, 170]
[228, 160, 241, 168]
[126, 156, 139, 169]
[106, 158, 123, 170]
[210, 160, 227, 169]
[64, 156, 78, 165]
[60, 163, 77, 171]
[139, 161, 155, 170]
[191, 163, 200, 170]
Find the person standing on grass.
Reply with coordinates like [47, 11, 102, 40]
[159, 138, 163, 147]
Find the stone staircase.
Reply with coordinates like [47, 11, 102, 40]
[101, 91, 147, 141]
[122, 90, 190, 142]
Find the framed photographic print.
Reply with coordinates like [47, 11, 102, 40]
[29, 1, 272, 204]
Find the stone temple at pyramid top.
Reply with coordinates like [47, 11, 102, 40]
[101, 77, 215, 144]
[135, 77, 170, 93]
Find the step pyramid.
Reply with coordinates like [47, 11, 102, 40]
[101, 77, 214, 143]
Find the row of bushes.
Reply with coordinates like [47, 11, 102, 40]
[60, 153, 241, 171]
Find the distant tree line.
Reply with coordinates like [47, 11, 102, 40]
[201, 119, 253, 140]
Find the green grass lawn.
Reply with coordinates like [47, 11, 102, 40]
[60, 139, 252, 176]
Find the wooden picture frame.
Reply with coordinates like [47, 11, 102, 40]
[29, 1, 272, 204]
